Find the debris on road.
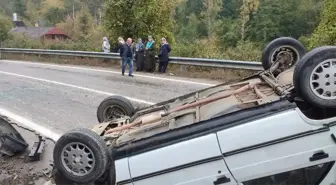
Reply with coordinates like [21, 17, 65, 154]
[0, 116, 55, 185]
[0, 117, 29, 156]
[27, 135, 46, 162]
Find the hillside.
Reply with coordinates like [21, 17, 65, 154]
[0, 0, 335, 60]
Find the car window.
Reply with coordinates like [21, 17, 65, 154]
[242, 162, 334, 185]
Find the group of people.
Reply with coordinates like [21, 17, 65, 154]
[102, 35, 171, 77]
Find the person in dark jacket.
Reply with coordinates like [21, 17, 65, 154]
[144, 35, 156, 72]
[158, 37, 171, 73]
[117, 37, 125, 57]
[135, 38, 145, 71]
[120, 38, 134, 77]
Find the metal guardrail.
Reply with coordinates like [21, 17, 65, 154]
[0, 48, 263, 71]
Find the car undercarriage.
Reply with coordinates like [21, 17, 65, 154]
[50, 37, 336, 184]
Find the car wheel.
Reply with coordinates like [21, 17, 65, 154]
[97, 95, 135, 123]
[53, 128, 109, 184]
[293, 46, 336, 108]
[95, 146, 116, 185]
[261, 37, 306, 71]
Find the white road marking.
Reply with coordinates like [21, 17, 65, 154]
[0, 71, 155, 105]
[0, 107, 61, 141]
[0, 60, 218, 86]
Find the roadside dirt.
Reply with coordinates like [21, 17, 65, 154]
[0, 122, 55, 185]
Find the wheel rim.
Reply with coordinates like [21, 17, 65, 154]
[61, 142, 96, 176]
[103, 105, 127, 121]
[309, 59, 336, 100]
[270, 45, 300, 67]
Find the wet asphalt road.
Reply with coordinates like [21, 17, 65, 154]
[0, 60, 219, 134]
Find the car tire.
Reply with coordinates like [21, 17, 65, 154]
[53, 128, 109, 184]
[261, 37, 306, 70]
[97, 95, 135, 123]
[95, 164, 116, 185]
[95, 146, 116, 185]
[293, 46, 336, 108]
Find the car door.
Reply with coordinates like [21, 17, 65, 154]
[216, 108, 336, 185]
[123, 133, 237, 185]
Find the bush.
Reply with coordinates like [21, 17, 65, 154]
[3, 31, 262, 62]
[172, 39, 261, 61]
[3, 32, 103, 52]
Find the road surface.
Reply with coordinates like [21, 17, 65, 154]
[0, 59, 221, 184]
[0, 59, 220, 136]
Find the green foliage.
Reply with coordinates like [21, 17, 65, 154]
[201, 0, 223, 41]
[13, 0, 26, 17]
[172, 39, 261, 61]
[216, 18, 241, 47]
[74, 5, 94, 40]
[57, 15, 75, 38]
[0, 0, 14, 16]
[44, 7, 66, 26]
[239, 0, 259, 40]
[0, 0, 329, 63]
[63, 0, 82, 15]
[246, 0, 322, 44]
[4, 32, 100, 51]
[0, 14, 12, 42]
[102, 0, 177, 44]
[78, 0, 104, 16]
[309, 0, 336, 48]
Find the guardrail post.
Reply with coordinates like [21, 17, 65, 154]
[0, 42, 2, 59]
[180, 65, 185, 73]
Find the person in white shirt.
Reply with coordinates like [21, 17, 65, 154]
[102, 37, 110, 53]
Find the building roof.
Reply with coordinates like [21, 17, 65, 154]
[9, 26, 70, 39]
[13, 21, 26, 27]
[45, 27, 68, 36]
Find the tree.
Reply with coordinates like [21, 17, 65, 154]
[44, 7, 66, 26]
[103, 0, 178, 44]
[78, 0, 104, 23]
[219, 0, 242, 19]
[244, 0, 322, 44]
[309, 0, 336, 48]
[0, 15, 12, 43]
[13, 0, 26, 17]
[25, 0, 43, 24]
[239, 0, 259, 40]
[201, 0, 223, 41]
[174, 0, 208, 41]
[176, 13, 202, 41]
[74, 5, 94, 40]
[57, 15, 75, 38]
[0, 0, 14, 16]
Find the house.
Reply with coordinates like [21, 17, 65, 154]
[9, 21, 71, 40]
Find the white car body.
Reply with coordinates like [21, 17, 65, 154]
[113, 102, 336, 185]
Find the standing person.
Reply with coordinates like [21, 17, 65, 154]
[102, 37, 111, 62]
[120, 38, 134, 77]
[135, 38, 145, 71]
[102, 37, 110, 53]
[144, 35, 156, 72]
[117, 37, 125, 57]
[158, 37, 171, 73]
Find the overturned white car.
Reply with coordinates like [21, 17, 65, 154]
[52, 37, 336, 185]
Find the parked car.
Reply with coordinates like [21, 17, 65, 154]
[52, 37, 336, 185]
